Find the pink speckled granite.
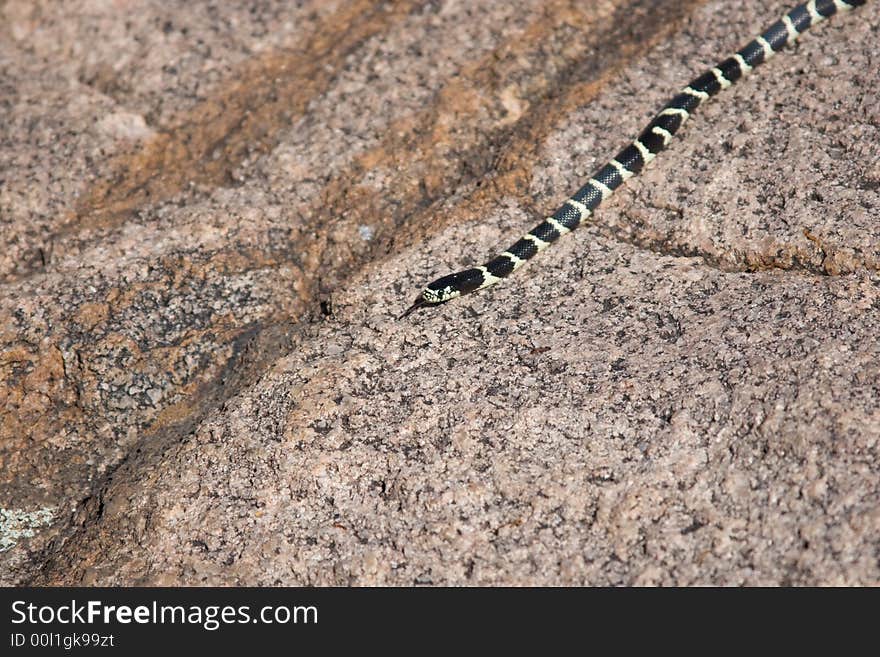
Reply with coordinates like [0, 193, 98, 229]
[2, 0, 877, 585]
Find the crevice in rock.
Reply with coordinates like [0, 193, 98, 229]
[28, 319, 300, 585]
[596, 213, 880, 277]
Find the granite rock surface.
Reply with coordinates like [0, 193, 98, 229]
[1, 0, 878, 585]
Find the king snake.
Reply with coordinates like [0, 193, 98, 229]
[403, 0, 867, 317]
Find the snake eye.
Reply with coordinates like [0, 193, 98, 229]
[421, 288, 443, 303]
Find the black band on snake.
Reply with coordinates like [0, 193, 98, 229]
[402, 0, 867, 318]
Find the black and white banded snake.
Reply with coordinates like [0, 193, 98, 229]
[403, 0, 868, 317]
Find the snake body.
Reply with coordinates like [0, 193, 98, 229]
[404, 0, 866, 317]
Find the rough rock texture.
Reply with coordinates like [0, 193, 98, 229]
[1, 0, 878, 585]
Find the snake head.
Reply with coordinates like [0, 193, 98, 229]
[400, 268, 485, 318]
[423, 268, 484, 303]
